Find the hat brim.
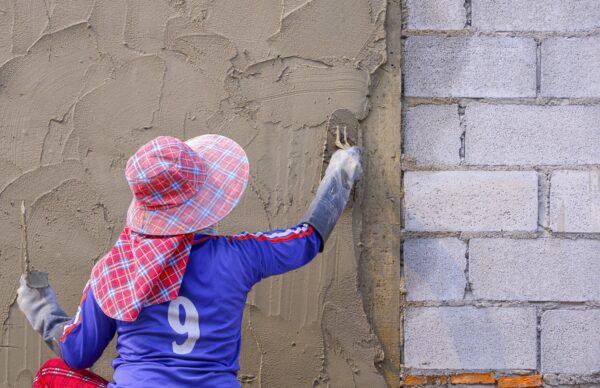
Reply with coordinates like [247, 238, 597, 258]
[127, 134, 249, 235]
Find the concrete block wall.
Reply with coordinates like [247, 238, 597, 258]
[402, 1, 600, 386]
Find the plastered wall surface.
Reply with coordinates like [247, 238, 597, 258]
[402, 0, 600, 387]
[0, 1, 402, 387]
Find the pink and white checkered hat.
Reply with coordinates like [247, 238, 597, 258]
[125, 135, 249, 236]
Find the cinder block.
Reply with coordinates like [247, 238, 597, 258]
[404, 171, 538, 232]
[542, 37, 600, 97]
[453, 386, 491, 388]
[465, 104, 600, 165]
[543, 386, 578, 388]
[404, 238, 466, 301]
[404, 37, 536, 98]
[549, 170, 600, 233]
[405, 307, 537, 369]
[472, 0, 600, 32]
[407, 0, 466, 30]
[404, 105, 462, 165]
[542, 310, 600, 374]
[470, 238, 600, 301]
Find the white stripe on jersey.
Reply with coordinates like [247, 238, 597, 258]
[233, 223, 309, 240]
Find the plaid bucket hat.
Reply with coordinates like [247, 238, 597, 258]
[89, 135, 249, 321]
[126, 135, 249, 235]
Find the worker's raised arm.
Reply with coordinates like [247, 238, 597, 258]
[232, 223, 321, 283]
[232, 147, 362, 284]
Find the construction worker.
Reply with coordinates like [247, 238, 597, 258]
[17, 134, 362, 387]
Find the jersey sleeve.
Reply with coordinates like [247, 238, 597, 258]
[59, 281, 117, 369]
[230, 223, 322, 284]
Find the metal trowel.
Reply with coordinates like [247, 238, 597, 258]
[322, 109, 361, 174]
[20, 201, 49, 289]
[323, 109, 362, 206]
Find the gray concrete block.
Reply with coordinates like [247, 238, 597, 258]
[542, 310, 600, 374]
[407, 0, 467, 30]
[542, 37, 600, 98]
[404, 171, 538, 232]
[404, 37, 536, 98]
[451, 384, 492, 388]
[405, 306, 537, 369]
[404, 105, 462, 165]
[470, 238, 600, 301]
[465, 104, 600, 165]
[550, 170, 600, 233]
[472, 0, 600, 32]
[453, 386, 491, 388]
[544, 384, 598, 388]
[457, 386, 493, 388]
[404, 238, 467, 301]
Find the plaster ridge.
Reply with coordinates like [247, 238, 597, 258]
[25, 21, 92, 55]
[0, 160, 83, 198]
[268, 0, 317, 40]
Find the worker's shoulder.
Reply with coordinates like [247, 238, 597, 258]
[224, 224, 313, 245]
[189, 232, 258, 248]
[191, 224, 312, 249]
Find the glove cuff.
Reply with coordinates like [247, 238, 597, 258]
[301, 149, 360, 251]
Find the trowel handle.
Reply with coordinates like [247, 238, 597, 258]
[19, 201, 50, 288]
[20, 200, 30, 275]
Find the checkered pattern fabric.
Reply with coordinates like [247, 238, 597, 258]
[126, 135, 249, 236]
[90, 227, 193, 321]
[34, 358, 109, 387]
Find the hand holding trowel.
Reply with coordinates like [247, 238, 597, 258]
[16, 201, 71, 358]
[320, 109, 362, 208]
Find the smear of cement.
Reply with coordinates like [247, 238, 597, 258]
[0, 0, 396, 386]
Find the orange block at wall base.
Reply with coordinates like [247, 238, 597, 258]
[450, 372, 495, 385]
[497, 375, 542, 388]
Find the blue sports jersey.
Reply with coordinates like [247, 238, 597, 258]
[60, 223, 321, 387]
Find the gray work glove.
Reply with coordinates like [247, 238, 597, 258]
[301, 146, 362, 250]
[16, 275, 71, 357]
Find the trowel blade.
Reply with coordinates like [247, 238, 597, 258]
[26, 271, 49, 289]
[323, 109, 361, 177]
[323, 109, 362, 208]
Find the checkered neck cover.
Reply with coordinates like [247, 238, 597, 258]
[90, 227, 193, 321]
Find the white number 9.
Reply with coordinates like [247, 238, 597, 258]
[167, 296, 200, 355]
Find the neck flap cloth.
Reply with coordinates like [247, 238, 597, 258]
[90, 227, 194, 321]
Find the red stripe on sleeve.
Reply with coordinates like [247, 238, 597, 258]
[229, 225, 314, 244]
[191, 235, 218, 245]
[60, 282, 91, 342]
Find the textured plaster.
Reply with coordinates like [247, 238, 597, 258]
[0, 0, 400, 386]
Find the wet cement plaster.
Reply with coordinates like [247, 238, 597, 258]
[0, 0, 400, 386]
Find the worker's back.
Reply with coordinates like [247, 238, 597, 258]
[106, 225, 321, 387]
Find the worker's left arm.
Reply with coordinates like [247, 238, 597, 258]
[233, 223, 323, 282]
[234, 147, 362, 283]
[17, 276, 116, 369]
